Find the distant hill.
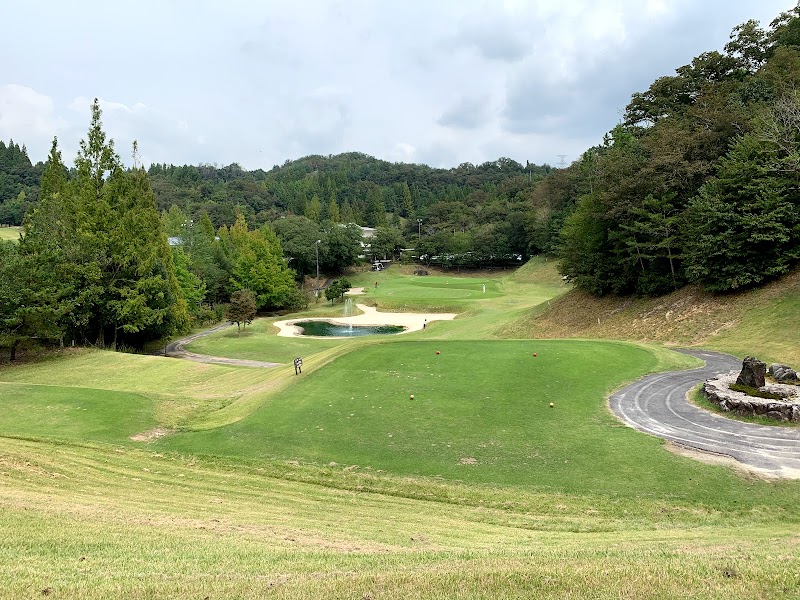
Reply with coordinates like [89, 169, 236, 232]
[147, 153, 552, 231]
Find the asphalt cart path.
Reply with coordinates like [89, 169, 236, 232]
[163, 323, 282, 368]
[609, 349, 800, 479]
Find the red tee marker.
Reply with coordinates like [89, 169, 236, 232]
[532, 353, 537, 357]
[436, 351, 440, 355]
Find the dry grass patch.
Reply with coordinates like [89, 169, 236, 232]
[508, 268, 800, 365]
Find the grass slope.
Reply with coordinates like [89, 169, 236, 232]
[0, 349, 279, 430]
[157, 340, 767, 503]
[2, 438, 797, 599]
[510, 267, 800, 365]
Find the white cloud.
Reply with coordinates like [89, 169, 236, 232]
[0, 1, 796, 170]
[389, 142, 417, 163]
[0, 85, 68, 158]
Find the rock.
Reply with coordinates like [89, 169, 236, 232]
[768, 363, 799, 383]
[736, 356, 766, 388]
[702, 372, 800, 422]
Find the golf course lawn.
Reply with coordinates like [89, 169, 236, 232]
[0, 225, 22, 242]
[1, 261, 799, 599]
[159, 339, 798, 507]
[185, 317, 347, 364]
[0, 382, 155, 443]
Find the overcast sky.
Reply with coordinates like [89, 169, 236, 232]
[1, 1, 796, 170]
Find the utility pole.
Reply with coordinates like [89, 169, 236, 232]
[315, 239, 321, 297]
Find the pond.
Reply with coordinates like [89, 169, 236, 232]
[293, 320, 406, 337]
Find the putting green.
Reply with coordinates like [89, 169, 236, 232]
[351, 272, 506, 308]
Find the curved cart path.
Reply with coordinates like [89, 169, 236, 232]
[609, 349, 800, 479]
[163, 323, 282, 368]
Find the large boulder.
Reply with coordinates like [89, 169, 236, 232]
[736, 356, 767, 388]
[768, 363, 799, 383]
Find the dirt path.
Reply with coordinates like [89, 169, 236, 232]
[163, 323, 282, 368]
[609, 349, 800, 479]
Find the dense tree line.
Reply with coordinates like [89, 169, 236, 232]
[0, 140, 42, 225]
[146, 155, 551, 231]
[3, 135, 559, 280]
[146, 154, 555, 270]
[0, 101, 306, 359]
[557, 5, 800, 295]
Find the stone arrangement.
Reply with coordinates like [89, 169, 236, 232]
[702, 357, 800, 422]
[736, 356, 767, 388]
[769, 363, 799, 383]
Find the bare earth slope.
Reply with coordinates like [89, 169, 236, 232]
[509, 267, 799, 365]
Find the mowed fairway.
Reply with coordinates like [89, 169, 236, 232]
[165, 340, 657, 486]
[160, 340, 800, 506]
[1, 261, 799, 599]
[365, 274, 503, 307]
[0, 225, 22, 242]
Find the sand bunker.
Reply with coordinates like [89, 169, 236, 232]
[273, 303, 457, 337]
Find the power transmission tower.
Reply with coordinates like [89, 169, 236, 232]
[556, 155, 567, 168]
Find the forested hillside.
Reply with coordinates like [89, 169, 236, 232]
[147, 154, 554, 270]
[1, 102, 302, 359]
[556, 7, 800, 295]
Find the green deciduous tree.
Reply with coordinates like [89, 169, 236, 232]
[226, 289, 256, 333]
[172, 247, 206, 318]
[229, 218, 298, 310]
[321, 223, 362, 273]
[324, 277, 351, 303]
[370, 227, 405, 260]
[272, 215, 323, 277]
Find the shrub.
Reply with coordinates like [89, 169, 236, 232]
[729, 383, 783, 400]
